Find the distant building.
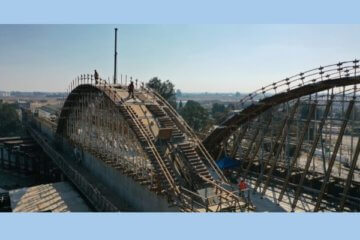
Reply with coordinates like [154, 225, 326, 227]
[0, 91, 10, 97]
[17, 100, 30, 109]
[30, 101, 48, 113]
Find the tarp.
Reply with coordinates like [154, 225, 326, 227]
[216, 156, 241, 170]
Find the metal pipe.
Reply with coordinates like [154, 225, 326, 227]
[114, 28, 118, 84]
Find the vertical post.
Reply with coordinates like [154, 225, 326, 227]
[0, 147, 3, 169]
[114, 28, 118, 84]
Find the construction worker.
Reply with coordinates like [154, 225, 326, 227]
[94, 70, 99, 84]
[238, 178, 248, 198]
[128, 81, 135, 99]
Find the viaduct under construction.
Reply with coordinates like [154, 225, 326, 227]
[21, 60, 360, 212]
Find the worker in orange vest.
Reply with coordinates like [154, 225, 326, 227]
[238, 179, 248, 197]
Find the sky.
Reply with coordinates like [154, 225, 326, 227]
[1, 24, 360, 93]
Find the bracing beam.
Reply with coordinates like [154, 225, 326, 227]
[338, 132, 360, 211]
[313, 99, 355, 212]
[243, 116, 272, 179]
[291, 96, 334, 211]
[230, 124, 249, 158]
[242, 120, 262, 160]
[261, 100, 300, 195]
[253, 103, 296, 192]
[278, 102, 317, 202]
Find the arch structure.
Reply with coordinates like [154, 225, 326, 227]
[56, 75, 247, 212]
[203, 60, 360, 212]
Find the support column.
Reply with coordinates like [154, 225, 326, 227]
[291, 96, 334, 211]
[278, 102, 316, 202]
[0, 147, 3, 168]
[230, 124, 249, 159]
[243, 116, 272, 179]
[313, 99, 355, 212]
[15, 151, 19, 170]
[243, 119, 262, 161]
[253, 105, 293, 192]
[339, 133, 360, 211]
[261, 100, 300, 195]
[7, 149, 11, 169]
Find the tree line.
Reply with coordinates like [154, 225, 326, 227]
[0, 101, 25, 137]
[146, 77, 236, 135]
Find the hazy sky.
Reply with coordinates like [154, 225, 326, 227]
[1, 24, 360, 93]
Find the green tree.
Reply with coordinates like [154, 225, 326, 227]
[147, 77, 177, 109]
[179, 100, 210, 132]
[226, 103, 236, 111]
[211, 103, 226, 115]
[178, 100, 183, 109]
[211, 103, 227, 123]
[0, 102, 24, 137]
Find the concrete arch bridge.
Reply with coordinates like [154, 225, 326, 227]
[32, 75, 246, 212]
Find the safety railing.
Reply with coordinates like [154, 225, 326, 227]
[237, 60, 359, 107]
[144, 87, 228, 183]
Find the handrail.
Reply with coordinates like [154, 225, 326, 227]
[146, 87, 228, 182]
[200, 175, 242, 203]
[101, 82, 181, 197]
[235, 60, 359, 108]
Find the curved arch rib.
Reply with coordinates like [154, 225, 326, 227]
[204, 75, 360, 156]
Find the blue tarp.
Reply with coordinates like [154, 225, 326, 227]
[216, 156, 241, 170]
